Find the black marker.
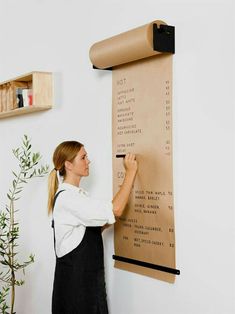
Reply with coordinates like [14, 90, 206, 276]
[116, 154, 126, 158]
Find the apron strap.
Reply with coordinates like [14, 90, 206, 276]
[51, 190, 65, 257]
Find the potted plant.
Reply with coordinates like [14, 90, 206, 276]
[0, 135, 48, 314]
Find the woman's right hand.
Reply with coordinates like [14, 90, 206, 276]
[112, 153, 138, 217]
[123, 153, 138, 175]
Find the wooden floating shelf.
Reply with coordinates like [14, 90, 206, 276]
[0, 71, 53, 119]
[0, 105, 52, 119]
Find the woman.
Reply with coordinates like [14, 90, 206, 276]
[48, 140, 137, 314]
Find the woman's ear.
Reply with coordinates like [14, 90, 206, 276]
[64, 160, 72, 171]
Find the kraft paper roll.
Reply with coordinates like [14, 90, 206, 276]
[89, 20, 166, 69]
[90, 19, 177, 283]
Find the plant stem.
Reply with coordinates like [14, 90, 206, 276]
[10, 200, 15, 314]
[9, 171, 22, 314]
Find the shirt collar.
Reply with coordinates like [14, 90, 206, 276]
[58, 182, 88, 196]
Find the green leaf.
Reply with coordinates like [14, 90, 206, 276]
[15, 190, 23, 194]
[0, 260, 9, 266]
[12, 171, 18, 178]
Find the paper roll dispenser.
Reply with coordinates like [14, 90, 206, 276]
[89, 20, 175, 70]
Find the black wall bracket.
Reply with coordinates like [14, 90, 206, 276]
[113, 255, 180, 275]
[153, 24, 175, 54]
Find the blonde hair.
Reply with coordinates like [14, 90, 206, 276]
[47, 140, 83, 215]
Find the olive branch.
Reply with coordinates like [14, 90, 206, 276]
[0, 135, 49, 314]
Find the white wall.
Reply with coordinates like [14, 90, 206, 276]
[0, 0, 234, 313]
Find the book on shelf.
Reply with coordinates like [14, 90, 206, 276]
[16, 88, 33, 108]
[0, 80, 33, 113]
[0, 85, 2, 112]
[12, 81, 30, 109]
[22, 89, 33, 107]
[2, 85, 7, 111]
[16, 88, 24, 108]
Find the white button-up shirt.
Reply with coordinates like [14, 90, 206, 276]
[52, 182, 115, 258]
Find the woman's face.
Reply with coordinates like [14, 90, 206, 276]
[67, 146, 90, 177]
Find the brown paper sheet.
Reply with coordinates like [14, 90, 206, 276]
[90, 21, 176, 283]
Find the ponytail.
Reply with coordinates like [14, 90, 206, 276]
[48, 140, 83, 215]
[47, 169, 59, 215]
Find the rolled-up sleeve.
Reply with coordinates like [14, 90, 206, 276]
[60, 190, 115, 226]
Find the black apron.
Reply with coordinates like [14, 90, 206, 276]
[51, 190, 109, 314]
